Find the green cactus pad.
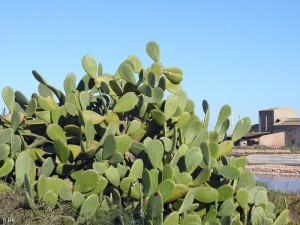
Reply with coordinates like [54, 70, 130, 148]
[217, 184, 234, 201]
[163, 67, 183, 84]
[82, 55, 97, 78]
[2, 86, 15, 112]
[116, 134, 132, 154]
[79, 91, 90, 110]
[164, 95, 179, 120]
[215, 140, 234, 159]
[178, 188, 195, 214]
[38, 83, 53, 97]
[236, 156, 248, 168]
[43, 190, 58, 206]
[147, 139, 164, 170]
[40, 157, 55, 177]
[46, 124, 67, 143]
[118, 62, 136, 85]
[143, 87, 164, 103]
[120, 177, 140, 199]
[158, 179, 175, 202]
[217, 165, 240, 180]
[184, 119, 202, 144]
[151, 109, 165, 126]
[81, 110, 105, 124]
[129, 159, 143, 180]
[236, 188, 249, 211]
[146, 41, 160, 62]
[11, 110, 24, 132]
[162, 164, 174, 181]
[38, 95, 59, 111]
[126, 55, 143, 73]
[24, 98, 37, 117]
[273, 209, 289, 225]
[142, 169, 152, 197]
[163, 211, 179, 225]
[254, 190, 268, 207]
[63, 72, 76, 94]
[115, 164, 128, 179]
[105, 166, 120, 187]
[0, 183, 12, 193]
[0, 157, 14, 177]
[113, 92, 139, 113]
[126, 120, 141, 135]
[214, 105, 231, 132]
[24, 173, 35, 209]
[237, 171, 255, 189]
[251, 206, 266, 225]
[15, 90, 29, 105]
[37, 175, 47, 200]
[103, 134, 116, 159]
[74, 169, 103, 194]
[59, 183, 73, 201]
[138, 84, 152, 97]
[78, 194, 99, 221]
[181, 214, 201, 225]
[200, 142, 211, 167]
[15, 151, 36, 186]
[177, 112, 191, 128]
[185, 147, 203, 174]
[72, 191, 85, 210]
[109, 152, 124, 164]
[165, 184, 188, 203]
[218, 200, 235, 217]
[194, 186, 219, 203]
[231, 117, 251, 142]
[54, 139, 70, 163]
[0, 143, 10, 161]
[146, 193, 163, 224]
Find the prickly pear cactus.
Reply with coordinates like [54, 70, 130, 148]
[0, 42, 289, 224]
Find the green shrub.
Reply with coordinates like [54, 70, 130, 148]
[0, 42, 289, 224]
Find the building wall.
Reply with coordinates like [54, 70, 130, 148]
[274, 125, 300, 147]
[259, 108, 297, 133]
[259, 132, 285, 148]
[274, 108, 296, 122]
[273, 108, 296, 122]
[259, 110, 274, 132]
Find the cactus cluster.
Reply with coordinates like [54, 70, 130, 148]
[0, 41, 289, 224]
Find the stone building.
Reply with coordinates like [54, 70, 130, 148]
[240, 107, 300, 148]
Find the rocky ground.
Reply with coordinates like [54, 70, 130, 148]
[245, 164, 300, 176]
[232, 149, 292, 155]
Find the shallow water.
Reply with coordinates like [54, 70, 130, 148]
[256, 174, 300, 192]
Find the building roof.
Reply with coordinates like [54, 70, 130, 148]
[259, 107, 295, 111]
[274, 118, 300, 126]
[242, 132, 271, 139]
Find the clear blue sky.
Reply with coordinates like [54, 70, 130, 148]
[1, 1, 300, 130]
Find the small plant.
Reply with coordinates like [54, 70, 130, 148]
[0, 42, 289, 224]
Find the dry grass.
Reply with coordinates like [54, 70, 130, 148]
[0, 182, 76, 225]
[1, 180, 299, 225]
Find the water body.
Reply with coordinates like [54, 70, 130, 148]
[256, 174, 300, 192]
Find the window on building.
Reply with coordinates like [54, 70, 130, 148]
[265, 115, 268, 131]
[290, 140, 295, 147]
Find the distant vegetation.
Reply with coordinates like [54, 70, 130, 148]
[0, 42, 290, 224]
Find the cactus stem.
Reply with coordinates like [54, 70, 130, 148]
[28, 137, 47, 149]
[98, 88, 108, 114]
[171, 125, 177, 153]
[163, 124, 167, 137]
[242, 209, 248, 225]
[178, 127, 183, 145]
